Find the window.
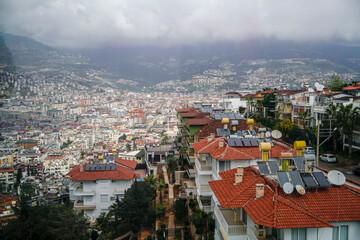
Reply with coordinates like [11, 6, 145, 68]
[100, 194, 108, 202]
[219, 161, 231, 173]
[291, 228, 306, 240]
[332, 226, 348, 240]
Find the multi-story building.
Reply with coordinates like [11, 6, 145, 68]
[209, 166, 360, 240]
[0, 167, 14, 192]
[43, 153, 69, 175]
[67, 159, 138, 223]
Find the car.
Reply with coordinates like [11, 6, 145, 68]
[320, 154, 337, 163]
[304, 147, 315, 154]
[353, 167, 360, 176]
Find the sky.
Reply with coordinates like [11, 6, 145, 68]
[0, 0, 360, 49]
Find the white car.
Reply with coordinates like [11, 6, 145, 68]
[304, 147, 315, 154]
[320, 154, 337, 163]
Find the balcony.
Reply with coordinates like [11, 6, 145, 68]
[195, 158, 212, 173]
[74, 200, 95, 210]
[215, 206, 247, 236]
[73, 185, 95, 196]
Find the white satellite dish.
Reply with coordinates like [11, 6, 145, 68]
[283, 182, 294, 194]
[265, 131, 271, 138]
[271, 130, 282, 139]
[317, 84, 324, 91]
[314, 82, 320, 89]
[328, 170, 346, 186]
[308, 88, 315, 93]
[296, 185, 306, 195]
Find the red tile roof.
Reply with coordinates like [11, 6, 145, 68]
[186, 117, 212, 126]
[115, 159, 137, 169]
[193, 137, 295, 160]
[210, 167, 360, 229]
[342, 86, 360, 90]
[67, 160, 137, 181]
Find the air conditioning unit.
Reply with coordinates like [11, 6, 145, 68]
[255, 225, 266, 239]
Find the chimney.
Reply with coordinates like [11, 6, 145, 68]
[219, 139, 224, 148]
[207, 136, 212, 143]
[210, 133, 215, 141]
[80, 162, 84, 172]
[234, 173, 243, 185]
[237, 166, 244, 175]
[256, 184, 264, 199]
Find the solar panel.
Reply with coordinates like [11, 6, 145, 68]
[216, 129, 224, 137]
[250, 138, 259, 146]
[223, 129, 231, 136]
[89, 164, 95, 171]
[85, 164, 90, 171]
[301, 173, 318, 187]
[293, 157, 305, 171]
[312, 172, 331, 187]
[95, 164, 101, 171]
[228, 138, 236, 147]
[267, 161, 278, 174]
[257, 161, 270, 175]
[228, 113, 235, 119]
[242, 130, 248, 136]
[100, 164, 106, 171]
[215, 114, 221, 120]
[289, 171, 304, 187]
[106, 164, 111, 171]
[237, 130, 243, 137]
[235, 138, 243, 147]
[242, 138, 251, 147]
[110, 164, 116, 171]
[265, 138, 274, 146]
[235, 114, 242, 120]
[251, 130, 257, 136]
[257, 139, 264, 143]
[277, 171, 289, 187]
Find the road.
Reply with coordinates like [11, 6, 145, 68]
[318, 160, 360, 184]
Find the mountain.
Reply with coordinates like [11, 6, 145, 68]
[1, 32, 359, 91]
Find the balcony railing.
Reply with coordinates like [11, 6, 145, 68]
[74, 200, 96, 210]
[215, 205, 247, 236]
[73, 185, 95, 196]
[195, 158, 212, 172]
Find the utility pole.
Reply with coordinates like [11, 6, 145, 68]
[316, 114, 321, 167]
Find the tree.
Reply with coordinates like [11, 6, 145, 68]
[329, 75, 347, 91]
[119, 134, 127, 140]
[336, 104, 360, 158]
[279, 119, 295, 138]
[326, 104, 339, 151]
[0, 198, 88, 240]
[297, 111, 312, 129]
[16, 168, 22, 185]
[126, 143, 131, 152]
[20, 182, 35, 199]
[155, 180, 165, 204]
[111, 181, 156, 231]
[191, 210, 213, 240]
[167, 156, 178, 172]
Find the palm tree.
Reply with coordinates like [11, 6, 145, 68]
[336, 104, 360, 158]
[297, 111, 312, 129]
[191, 209, 213, 240]
[145, 175, 157, 188]
[326, 104, 339, 151]
[155, 179, 165, 204]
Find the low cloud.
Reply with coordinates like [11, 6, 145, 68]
[1, 0, 359, 48]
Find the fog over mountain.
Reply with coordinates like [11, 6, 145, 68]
[1, 0, 359, 49]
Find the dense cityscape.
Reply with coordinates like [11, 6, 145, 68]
[1, 1, 360, 240]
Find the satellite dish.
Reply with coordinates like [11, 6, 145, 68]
[265, 131, 271, 138]
[283, 182, 294, 194]
[308, 88, 315, 93]
[296, 185, 306, 195]
[314, 82, 320, 88]
[271, 130, 282, 139]
[317, 84, 324, 91]
[301, 83, 305, 88]
[328, 170, 346, 186]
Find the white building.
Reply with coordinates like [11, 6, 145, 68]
[210, 166, 360, 240]
[67, 159, 139, 223]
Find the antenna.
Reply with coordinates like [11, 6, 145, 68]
[296, 185, 306, 195]
[308, 88, 315, 93]
[271, 130, 282, 139]
[283, 182, 294, 194]
[327, 170, 346, 186]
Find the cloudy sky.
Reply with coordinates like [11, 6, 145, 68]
[1, 0, 359, 49]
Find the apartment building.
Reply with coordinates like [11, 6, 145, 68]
[209, 165, 360, 240]
[67, 159, 138, 223]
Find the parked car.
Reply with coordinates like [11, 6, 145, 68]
[320, 154, 337, 163]
[304, 147, 315, 154]
[353, 167, 360, 176]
